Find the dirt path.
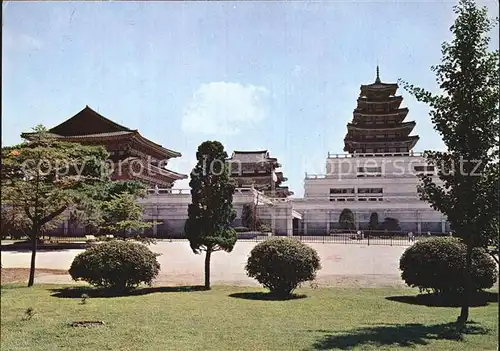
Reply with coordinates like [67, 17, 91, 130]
[1, 242, 408, 288]
[1, 268, 69, 285]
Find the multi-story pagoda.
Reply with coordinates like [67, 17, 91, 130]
[21, 106, 187, 187]
[227, 150, 293, 198]
[344, 66, 419, 154]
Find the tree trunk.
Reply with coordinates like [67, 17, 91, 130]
[27, 227, 39, 287]
[204, 247, 212, 290]
[457, 243, 473, 325]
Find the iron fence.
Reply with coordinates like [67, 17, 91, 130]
[2, 231, 451, 247]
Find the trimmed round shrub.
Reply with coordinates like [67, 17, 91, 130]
[245, 237, 321, 297]
[69, 240, 160, 290]
[400, 237, 497, 295]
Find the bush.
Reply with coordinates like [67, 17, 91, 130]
[245, 237, 321, 297]
[257, 223, 272, 233]
[380, 217, 401, 232]
[399, 237, 497, 295]
[69, 240, 160, 290]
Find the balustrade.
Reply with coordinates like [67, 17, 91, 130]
[327, 151, 424, 158]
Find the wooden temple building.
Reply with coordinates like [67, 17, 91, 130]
[227, 150, 293, 198]
[344, 66, 419, 154]
[22, 106, 187, 187]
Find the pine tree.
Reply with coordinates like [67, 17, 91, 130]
[184, 141, 237, 289]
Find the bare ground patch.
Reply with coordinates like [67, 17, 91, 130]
[1, 268, 68, 284]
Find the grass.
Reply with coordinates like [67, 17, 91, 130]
[1, 284, 498, 351]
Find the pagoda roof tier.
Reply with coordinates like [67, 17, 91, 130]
[357, 96, 403, 109]
[359, 66, 398, 98]
[353, 108, 409, 121]
[344, 136, 419, 153]
[353, 107, 408, 117]
[360, 83, 398, 96]
[274, 171, 287, 182]
[347, 121, 416, 134]
[21, 106, 182, 159]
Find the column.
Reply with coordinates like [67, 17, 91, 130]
[355, 210, 360, 230]
[416, 210, 421, 235]
[153, 205, 159, 237]
[287, 209, 293, 237]
[63, 218, 69, 235]
[441, 216, 446, 233]
[304, 213, 308, 235]
[326, 211, 330, 235]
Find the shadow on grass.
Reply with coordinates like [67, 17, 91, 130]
[228, 291, 307, 301]
[50, 285, 208, 298]
[311, 322, 490, 350]
[386, 291, 498, 307]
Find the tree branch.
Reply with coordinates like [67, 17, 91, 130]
[24, 206, 34, 221]
[39, 206, 67, 226]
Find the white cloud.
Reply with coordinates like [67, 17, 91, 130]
[292, 65, 304, 77]
[182, 82, 270, 135]
[3, 30, 43, 51]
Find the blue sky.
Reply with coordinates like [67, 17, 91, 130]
[2, 1, 498, 196]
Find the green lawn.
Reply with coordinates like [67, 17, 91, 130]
[1, 284, 497, 351]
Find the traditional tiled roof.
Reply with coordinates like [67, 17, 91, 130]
[22, 131, 135, 139]
[49, 106, 133, 136]
[119, 157, 187, 180]
[21, 106, 182, 158]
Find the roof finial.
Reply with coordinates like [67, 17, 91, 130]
[375, 65, 381, 83]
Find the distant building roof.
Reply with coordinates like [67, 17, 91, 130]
[228, 150, 278, 164]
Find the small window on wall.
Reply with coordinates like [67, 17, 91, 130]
[414, 166, 435, 172]
[358, 188, 383, 194]
[330, 188, 355, 194]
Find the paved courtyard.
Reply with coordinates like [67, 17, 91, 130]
[1, 241, 409, 287]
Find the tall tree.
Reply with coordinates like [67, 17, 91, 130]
[338, 208, 355, 230]
[184, 141, 237, 289]
[368, 212, 379, 232]
[101, 192, 152, 239]
[241, 203, 255, 230]
[401, 0, 499, 324]
[1, 126, 111, 286]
